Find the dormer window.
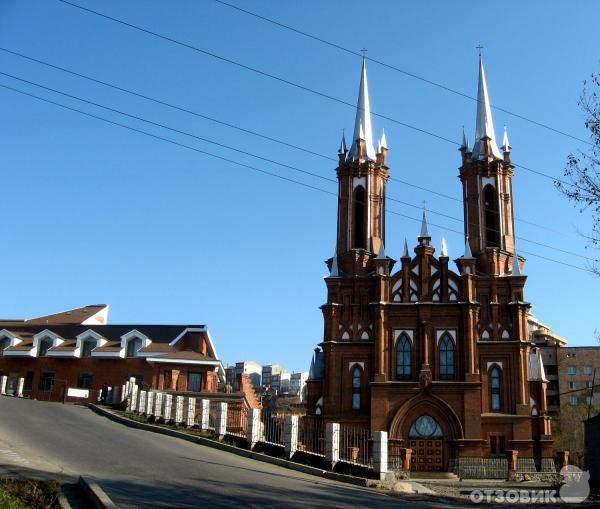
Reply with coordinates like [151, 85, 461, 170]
[81, 340, 95, 358]
[38, 338, 52, 357]
[0, 337, 9, 355]
[126, 337, 143, 358]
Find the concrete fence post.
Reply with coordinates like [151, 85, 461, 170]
[198, 399, 210, 430]
[175, 396, 184, 424]
[16, 377, 25, 398]
[325, 422, 340, 468]
[185, 397, 196, 427]
[145, 391, 155, 416]
[129, 385, 139, 412]
[372, 431, 388, 480]
[124, 381, 130, 398]
[163, 394, 173, 422]
[154, 392, 164, 420]
[138, 391, 147, 415]
[246, 408, 262, 449]
[284, 415, 299, 459]
[119, 385, 126, 404]
[215, 402, 228, 438]
[1, 375, 8, 395]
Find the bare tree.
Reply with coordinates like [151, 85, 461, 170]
[556, 72, 600, 275]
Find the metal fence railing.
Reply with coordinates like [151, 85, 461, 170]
[226, 405, 248, 437]
[339, 424, 372, 466]
[262, 411, 285, 446]
[297, 415, 325, 456]
[207, 400, 218, 430]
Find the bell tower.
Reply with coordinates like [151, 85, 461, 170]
[459, 55, 518, 276]
[333, 57, 390, 277]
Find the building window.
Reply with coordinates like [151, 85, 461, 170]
[545, 365, 558, 375]
[584, 366, 593, 375]
[24, 371, 34, 391]
[39, 372, 55, 392]
[351, 366, 361, 410]
[78, 372, 94, 389]
[483, 185, 500, 248]
[490, 366, 501, 412]
[569, 381, 577, 390]
[0, 337, 9, 354]
[408, 414, 443, 438]
[570, 396, 578, 405]
[587, 396, 593, 405]
[188, 372, 202, 392]
[396, 334, 411, 381]
[353, 186, 366, 249]
[129, 373, 144, 386]
[38, 338, 53, 357]
[587, 381, 593, 389]
[126, 337, 143, 358]
[490, 435, 506, 456]
[439, 334, 455, 380]
[81, 340, 95, 358]
[568, 366, 576, 375]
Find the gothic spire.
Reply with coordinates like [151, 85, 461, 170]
[330, 248, 340, 277]
[471, 54, 502, 161]
[376, 242, 386, 260]
[380, 128, 388, 150]
[348, 57, 376, 162]
[461, 126, 470, 151]
[511, 249, 522, 276]
[419, 208, 430, 239]
[441, 237, 448, 257]
[402, 238, 409, 258]
[502, 125, 511, 153]
[339, 129, 347, 154]
[462, 237, 474, 258]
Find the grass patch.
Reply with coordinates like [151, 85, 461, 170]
[0, 479, 59, 509]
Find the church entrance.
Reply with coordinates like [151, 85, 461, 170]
[408, 414, 444, 472]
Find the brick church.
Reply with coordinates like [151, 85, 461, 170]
[307, 56, 554, 476]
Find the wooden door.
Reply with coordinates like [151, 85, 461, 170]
[409, 438, 443, 471]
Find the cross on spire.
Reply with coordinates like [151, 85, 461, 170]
[360, 48, 368, 58]
[476, 44, 484, 55]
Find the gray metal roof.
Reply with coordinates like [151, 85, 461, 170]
[471, 55, 502, 161]
[347, 57, 377, 162]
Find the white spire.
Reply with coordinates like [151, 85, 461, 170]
[441, 237, 448, 257]
[330, 249, 340, 277]
[472, 55, 502, 161]
[462, 237, 474, 258]
[348, 57, 377, 161]
[419, 208, 430, 238]
[380, 128, 387, 150]
[402, 238, 409, 258]
[511, 249, 522, 276]
[502, 125, 511, 152]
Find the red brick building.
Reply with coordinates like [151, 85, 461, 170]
[0, 304, 224, 401]
[307, 56, 553, 477]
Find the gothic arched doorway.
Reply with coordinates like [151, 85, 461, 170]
[408, 414, 444, 472]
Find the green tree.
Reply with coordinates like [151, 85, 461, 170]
[556, 72, 600, 275]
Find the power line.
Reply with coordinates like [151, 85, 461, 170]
[54, 0, 589, 194]
[1, 45, 579, 242]
[211, 0, 592, 148]
[0, 81, 594, 275]
[3, 69, 593, 263]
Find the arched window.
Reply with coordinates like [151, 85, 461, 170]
[439, 334, 455, 380]
[0, 337, 9, 355]
[126, 337, 143, 358]
[81, 339, 95, 358]
[409, 414, 443, 438]
[396, 334, 411, 381]
[353, 186, 366, 249]
[38, 338, 52, 357]
[351, 366, 362, 410]
[490, 366, 501, 411]
[483, 185, 499, 248]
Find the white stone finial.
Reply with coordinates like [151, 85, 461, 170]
[419, 208, 430, 238]
[463, 237, 474, 258]
[441, 237, 448, 257]
[502, 125, 511, 152]
[347, 57, 377, 161]
[402, 238, 409, 258]
[380, 128, 387, 150]
[512, 249, 522, 276]
[472, 54, 502, 161]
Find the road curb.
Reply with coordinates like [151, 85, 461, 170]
[86, 404, 373, 487]
[78, 476, 118, 509]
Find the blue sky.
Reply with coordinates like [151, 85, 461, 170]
[1, 1, 598, 372]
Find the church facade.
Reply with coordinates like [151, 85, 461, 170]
[306, 56, 554, 477]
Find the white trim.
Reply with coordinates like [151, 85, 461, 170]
[46, 350, 77, 357]
[120, 329, 151, 358]
[436, 329, 457, 344]
[168, 327, 206, 348]
[3, 348, 36, 357]
[90, 350, 122, 358]
[146, 358, 221, 366]
[348, 361, 365, 371]
[394, 329, 414, 342]
[0, 330, 22, 348]
[75, 329, 107, 358]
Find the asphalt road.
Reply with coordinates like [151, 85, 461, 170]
[0, 397, 452, 508]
